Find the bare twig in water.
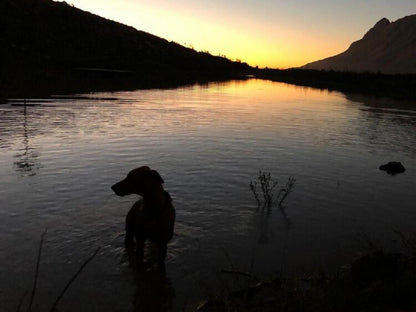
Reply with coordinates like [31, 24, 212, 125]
[357, 228, 378, 251]
[16, 290, 28, 312]
[221, 247, 236, 271]
[49, 247, 101, 312]
[27, 228, 47, 312]
[220, 269, 253, 278]
[250, 170, 277, 210]
[393, 229, 416, 251]
[278, 177, 296, 207]
[249, 181, 261, 208]
[277, 205, 292, 230]
[250, 170, 296, 211]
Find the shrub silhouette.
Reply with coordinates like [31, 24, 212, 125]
[250, 170, 296, 211]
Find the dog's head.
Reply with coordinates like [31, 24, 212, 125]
[111, 166, 164, 197]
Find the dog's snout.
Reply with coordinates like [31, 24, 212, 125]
[112, 181, 127, 196]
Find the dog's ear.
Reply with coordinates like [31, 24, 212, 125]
[147, 170, 164, 184]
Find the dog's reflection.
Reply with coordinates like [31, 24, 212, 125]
[124, 246, 175, 312]
[133, 268, 175, 312]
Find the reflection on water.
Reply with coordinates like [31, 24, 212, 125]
[133, 270, 175, 312]
[0, 79, 416, 311]
[13, 104, 41, 176]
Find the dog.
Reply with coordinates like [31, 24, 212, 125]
[111, 166, 175, 269]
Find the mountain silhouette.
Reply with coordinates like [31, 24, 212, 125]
[302, 15, 416, 74]
[0, 0, 250, 96]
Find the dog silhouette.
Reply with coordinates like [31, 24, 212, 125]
[112, 166, 175, 269]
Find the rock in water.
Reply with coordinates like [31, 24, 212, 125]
[379, 162, 406, 175]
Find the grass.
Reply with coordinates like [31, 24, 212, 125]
[17, 230, 101, 312]
[193, 231, 416, 312]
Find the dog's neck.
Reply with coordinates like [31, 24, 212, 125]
[142, 184, 168, 212]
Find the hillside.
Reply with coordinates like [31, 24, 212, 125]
[0, 0, 250, 97]
[302, 15, 416, 74]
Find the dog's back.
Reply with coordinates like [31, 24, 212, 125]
[126, 192, 175, 245]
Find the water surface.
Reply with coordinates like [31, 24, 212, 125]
[1, 79, 415, 311]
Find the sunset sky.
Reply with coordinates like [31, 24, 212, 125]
[65, 0, 415, 69]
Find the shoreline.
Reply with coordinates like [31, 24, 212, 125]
[192, 247, 416, 312]
[2, 68, 415, 104]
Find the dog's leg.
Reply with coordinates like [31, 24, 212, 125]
[135, 237, 145, 267]
[125, 207, 135, 247]
[157, 244, 167, 271]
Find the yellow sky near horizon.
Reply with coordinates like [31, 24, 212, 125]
[62, 0, 415, 68]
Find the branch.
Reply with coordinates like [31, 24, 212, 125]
[221, 269, 253, 278]
[49, 247, 101, 312]
[27, 228, 47, 312]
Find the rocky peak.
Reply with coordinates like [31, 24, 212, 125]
[363, 17, 390, 39]
[301, 15, 416, 74]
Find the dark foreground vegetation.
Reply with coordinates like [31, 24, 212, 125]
[191, 176, 416, 312]
[193, 247, 416, 312]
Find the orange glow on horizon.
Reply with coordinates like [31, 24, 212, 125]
[58, 0, 414, 69]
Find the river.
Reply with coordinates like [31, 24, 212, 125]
[1, 79, 415, 311]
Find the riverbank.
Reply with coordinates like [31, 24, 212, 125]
[0, 67, 251, 101]
[3, 67, 416, 104]
[192, 247, 416, 312]
[254, 69, 416, 101]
